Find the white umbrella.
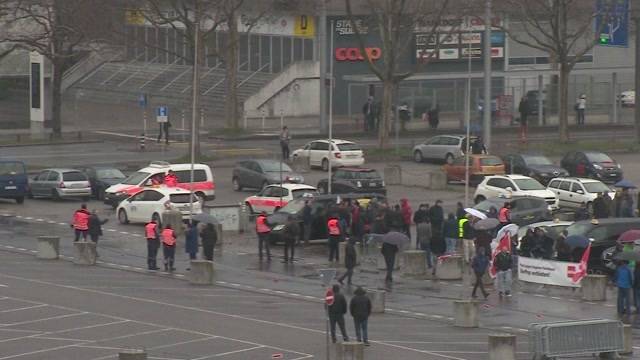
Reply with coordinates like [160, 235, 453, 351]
[492, 223, 519, 252]
[464, 207, 487, 220]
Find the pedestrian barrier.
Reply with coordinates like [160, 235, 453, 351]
[335, 341, 364, 360]
[383, 165, 401, 185]
[453, 300, 479, 328]
[581, 274, 607, 301]
[366, 289, 386, 313]
[622, 324, 633, 355]
[73, 241, 97, 265]
[401, 250, 426, 276]
[529, 319, 624, 359]
[488, 334, 516, 360]
[118, 350, 147, 360]
[188, 260, 214, 285]
[0, 211, 15, 226]
[36, 236, 60, 260]
[437, 255, 463, 280]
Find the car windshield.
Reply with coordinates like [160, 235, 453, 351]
[586, 152, 613, 163]
[261, 161, 292, 172]
[514, 178, 545, 191]
[0, 162, 25, 176]
[121, 171, 151, 185]
[337, 143, 361, 151]
[169, 194, 198, 203]
[96, 168, 125, 179]
[480, 157, 503, 166]
[278, 198, 306, 214]
[292, 189, 317, 199]
[523, 155, 553, 166]
[62, 172, 87, 181]
[475, 199, 501, 212]
[351, 171, 381, 180]
[566, 222, 594, 237]
[583, 181, 611, 193]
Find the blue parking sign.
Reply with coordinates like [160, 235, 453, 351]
[156, 106, 168, 123]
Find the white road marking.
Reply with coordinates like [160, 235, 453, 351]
[0, 304, 47, 313]
[0, 312, 87, 328]
[0, 284, 7, 288]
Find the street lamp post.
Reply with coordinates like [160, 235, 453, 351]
[188, 21, 199, 221]
[483, 0, 492, 150]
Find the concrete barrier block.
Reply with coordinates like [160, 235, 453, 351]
[402, 171, 428, 188]
[384, 165, 402, 185]
[581, 274, 607, 301]
[161, 210, 184, 237]
[453, 300, 479, 328]
[366, 289, 386, 313]
[119, 350, 147, 360]
[37, 236, 59, 260]
[215, 223, 224, 252]
[339, 242, 361, 266]
[73, 241, 97, 265]
[335, 341, 364, 360]
[292, 155, 310, 173]
[622, 324, 633, 355]
[429, 172, 447, 190]
[488, 334, 516, 360]
[402, 250, 427, 276]
[188, 260, 215, 285]
[438, 255, 463, 280]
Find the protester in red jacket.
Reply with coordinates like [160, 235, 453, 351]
[400, 198, 413, 239]
[72, 204, 91, 242]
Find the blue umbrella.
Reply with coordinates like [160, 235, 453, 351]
[614, 179, 636, 189]
[565, 235, 589, 250]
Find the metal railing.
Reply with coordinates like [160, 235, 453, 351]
[139, 58, 182, 90]
[529, 319, 623, 358]
[237, 62, 271, 88]
[117, 55, 159, 87]
[180, 63, 222, 94]
[201, 61, 248, 95]
[99, 53, 146, 86]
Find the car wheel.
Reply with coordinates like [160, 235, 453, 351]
[321, 158, 329, 172]
[51, 189, 60, 201]
[232, 177, 242, 191]
[118, 209, 129, 224]
[245, 202, 254, 214]
[15, 196, 24, 204]
[445, 153, 454, 165]
[152, 212, 161, 227]
[414, 150, 424, 163]
[474, 195, 486, 204]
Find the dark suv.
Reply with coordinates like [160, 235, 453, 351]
[502, 153, 568, 185]
[560, 151, 623, 184]
[317, 168, 386, 195]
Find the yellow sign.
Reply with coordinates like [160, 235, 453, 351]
[126, 9, 145, 25]
[294, 15, 315, 37]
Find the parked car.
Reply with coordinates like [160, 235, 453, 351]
[78, 166, 126, 200]
[117, 186, 202, 226]
[232, 159, 304, 191]
[244, 183, 317, 214]
[443, 155, 505, 185]
[516, 220, 573, 246]
[317, 168, 386, 195]
[104, 161, 215, 208]
[547, 177, 615, 211]
[474, 195, 553, 226]
[560, 151, 623, 184]
[412, 134, 475, 164]
[0, 160, 28, 204]
[502, 153, 568, 185]
[565, 218, 640, 274]
[474, 175, 558, 209]
[620, 90, 635, 107]
[291, 139, 365, 171]
[29, 168, 92, 200]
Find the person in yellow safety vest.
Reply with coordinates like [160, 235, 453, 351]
[458, 216, 469, 239]
[459, 215, 476, 263]
[145, 219, 160, 270]
[161, 225, 177, 272]
[328, 214, 342, 263]
[256, 211, 271, 261]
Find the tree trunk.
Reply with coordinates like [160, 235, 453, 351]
[51, 62, 63, 138]
[378, 80, 394, 149]
[225, 15, 240, 129]
[558, 65, 571, 142]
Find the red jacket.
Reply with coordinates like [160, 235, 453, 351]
[164, 173, 178, 187]
[401, 201, 412, 225]
[73, 209, 91, 230]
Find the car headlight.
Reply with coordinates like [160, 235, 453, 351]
[115, 191, 128, 197]
[593, 164, 603, 170]
[356, 181, 362, 188]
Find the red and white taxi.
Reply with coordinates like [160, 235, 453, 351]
[244, 183, 317, 214]
[104, 161, 215, 208]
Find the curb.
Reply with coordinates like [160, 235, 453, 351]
[0, 140, 104, 148]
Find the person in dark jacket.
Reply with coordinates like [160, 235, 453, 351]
[443, 213, 459, 254]
[413, 204, 430, 250]
[519, 228, 534, 257]
[185, 221, 198, 262]
[387, 204, 404, 232]
[474, 230, 492, 256]
[592, 192, 610, 219]
[87, 210, 107, 256]
[518, 96, 529, 140]
[302, 200, 313, 245]
[471, 136, 487, 155]
[349, 286, 372, 345]
[455, 202, 466, 220]
[616, 261, 633, 316]
[429, 200, 444, 232]
[328, 284, 349, 343]
[381, 242, 399, 282]
[555, 230, 571, 261]
[283, 216, 298, 263]
[633, 264, 640, 313]
[200, 223, 217, 261]
[427, 104, 440, 130]
[338, 239, 357, 285]
[471, 247, 490, 299]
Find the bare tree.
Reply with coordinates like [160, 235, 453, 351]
[345, 0, 459, 149]
[499, 0, 614, 142]
[0, 0, 120, 138]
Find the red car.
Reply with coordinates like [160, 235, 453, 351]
[443, 155, 505, 185]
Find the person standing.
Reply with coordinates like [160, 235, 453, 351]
[328, 284, 349, 343]
[400, 198, 412, 239]
[362, 96, 374, 132]
[471, 136, 487, 155]
[428, 104, 440, 130]
[256, 211, 271, 261]
[145, 218, 161, 270]
[279, 126, 291, 161]
[398, 102, 410, 132]
[302, 201, 313, 245]
[327, 214, 342, 263]
[283, 216, 298, 263]
[381, 242, 399, 283]
[413, 204, 430, 250]
[471, 248, 490, 299]
[200, 223, 217, 261]
[71, 204, 91, 242]
[455, 202, 466, 220]
[349, 286, 372, 346]
[443, 213, 459, 255]
[494, 249, 513, 297]
[518, 96, 529, 141]
[498, 202, 511, 228]
[555, 230, 571, 261]
[575, 94, 586, 125]
[162, 225, 177, 272]
[633, 263, 640, 314]
[338, 239, 357, 285]
[157, 120, 171, 144]
[351, 200, 362, 243]
[164, 170, 178, 187]
[620, 188, 635, 218]
[593, 192, 610, 219]
[185, 221, 198, 261]
[88, 210, 107, 256]
[615, 260, 633, 317]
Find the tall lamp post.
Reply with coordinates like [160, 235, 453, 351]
[482, 0, 492, 150]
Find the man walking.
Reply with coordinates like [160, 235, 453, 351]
[157, 120, 170, 144]
[349, 286, 371, 346]
[145, 218, 160, 270]
[200, 223, 217, 261]
[443, 213, 459, 255]
[256, 211, 271, 261]
[338, 239, 357, 285]
[518, 96, 529, 141]
[72, 204, 91, 242]
[88, 210, 107, 257]
[381, 242, 399, 283]
[471, 248, 490, 299]
[327, 213, 342, 262]
[494, 249, 513, 297]
[279, 126, 291, 161]
[328, 284, 349, 343]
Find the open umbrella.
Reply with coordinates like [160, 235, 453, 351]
[617, 229, 640, 244]
[614, 179, 636, 189]
[369, 231, 411, 248]
[473, 218, 500, 231]
[192, 213, 219, 225]
[464, 208, 487, 220]
[565, 235, 589, 250]
[495, 224, 519, 242]
[614, 251, 640, 262]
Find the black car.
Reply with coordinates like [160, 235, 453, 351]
[317, 168, 386, 195]
[267, 193, 386, 242]
[78, 166, 126, 200]
[502, 153, 568, 185]
[232, 159, 304, 191]
[474, 196, 552, 226]
[560, 151, 623, 184]
[565, 218, 640, 274]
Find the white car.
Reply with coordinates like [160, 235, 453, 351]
[292, 139, 365, 171]
[117, 186, 202, 225]
[620, 90, 635, 107]
[244, 183, 317, 214]
[547, 177, 615, 210]
[474, 175, 559, 209]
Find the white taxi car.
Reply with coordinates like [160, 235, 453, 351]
[117, 186, 202, 225]
[244, 183, 317, 214]
[291, 139, 365, 171]
[474, 174, 559, 209]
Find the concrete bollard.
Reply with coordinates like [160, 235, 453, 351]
[384, 165, 402, 185]
[335, 341, 364, 360]
[622, 324, 633, 355]
[73, 241, 97, 265]
[429, 172, 447, 190]
[188, 260, 214, 285]
[438, 255, 463, 280]
[339, 242, 361, 266]
[292, 155, 310, 173]
[488, 334, 516, 360]
[581, 274, 607, 301]
[366, 289, 386, 313]
[118, 350, 147, 360]
[0, 211, 15, 226]
[453, 300, 479, 328]
[161, 210, 184, 237]
[37, 236, 60, 260]
[402, 250, 427, 276]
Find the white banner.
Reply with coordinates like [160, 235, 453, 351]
[518, 257, 582, 288]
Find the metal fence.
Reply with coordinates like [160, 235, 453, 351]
[529, 319, 624, 358]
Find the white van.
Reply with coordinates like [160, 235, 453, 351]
[104, 161, 215, 207]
